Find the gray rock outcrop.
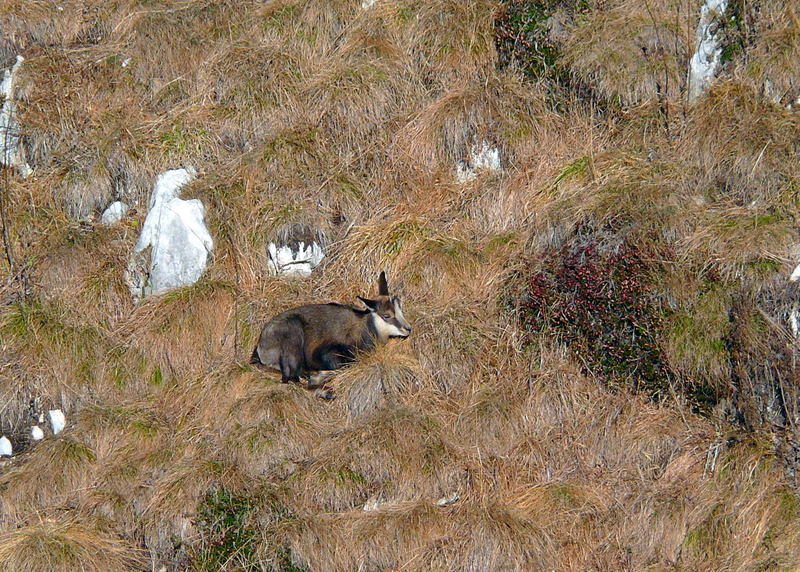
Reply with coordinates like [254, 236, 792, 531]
[126, 167, 213, 299]
[0, 55, 31, 176]
[688, 0, 728, 102]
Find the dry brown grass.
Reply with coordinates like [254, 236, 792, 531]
[0, 516, 144, 572]
[0, 0, 799, 570]
[683, 82, 800, 204]
[734, 1, 800, 106]
[564, 0, 693, 105]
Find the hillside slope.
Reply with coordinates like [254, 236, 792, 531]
[0, 1, 799, 570]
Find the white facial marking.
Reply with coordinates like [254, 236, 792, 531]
[373, 313, 406, 341]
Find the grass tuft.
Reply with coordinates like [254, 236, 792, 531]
[0, 517, 144, 572]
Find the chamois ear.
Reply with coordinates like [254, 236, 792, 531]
[358, 296, 378, 311]
[378, 271, 389, 295]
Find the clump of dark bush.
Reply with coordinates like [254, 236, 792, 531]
[718, 0, 753, 66]
[494, 1, 564, 80]
[494, 1, 605, 108]
[515, 238, 674, 398]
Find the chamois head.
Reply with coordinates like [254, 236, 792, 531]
[358, 271, 412, 340]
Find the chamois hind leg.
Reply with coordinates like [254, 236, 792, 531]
[279, 354, 303, 383]
[275, 317, 305, 383]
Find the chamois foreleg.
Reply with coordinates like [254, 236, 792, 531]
[307, 370, 336, 389]
[305, 344, 355, 400]
[314, 344, 356, 371]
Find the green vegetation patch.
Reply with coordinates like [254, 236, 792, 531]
[683, 503, 734, 561]
[191, 487, 304, 572]
[494, 0, 592, 97]
[663, 282, 732, 410]
[718, 0, 747, 65]
[1, 298, 110, 383]
[192, 488, 261, 571]
[159, 122, 211, 156]
[495, 1, 564, 80]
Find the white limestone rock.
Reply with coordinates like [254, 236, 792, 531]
[787, 258, 800, 339]
[363, 495, 385, 511]
[0, 55, 31, 177]
[456, 141, 502, 183]
[789, 260, 800, 339]
[436, 492, 460, 507]
[763, 79, 783, 106]
[126, 167, 214, 299]
[267, 223, 327, 278]
[789, 306, 800, 338]
[100, 200, 129, 225]
[0, 60, 18, 96]
[361, 0, 377, 7]
[0, 435, 11, 456]
[688, 0, 728, 102]
[31, 425, 44, 441]
[49, 409, 66, 435]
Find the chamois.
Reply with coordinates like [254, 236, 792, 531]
[250, 271, 411, 396]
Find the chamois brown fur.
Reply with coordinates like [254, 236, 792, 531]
[250, 272, 411, 385]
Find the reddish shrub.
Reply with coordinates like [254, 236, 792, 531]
[517, 239, 673, 396]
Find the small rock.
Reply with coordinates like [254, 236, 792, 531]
[31, 425, 44, 440]
[435, 492, 460, 507]
[791, 307, 800, 339]
[0, 58, 20, 96]
[363, 494, 385, 511]
[49, 409, 66, 435]
[267, 223, 327, 277]
[0, 436, 11, 456]
[456, 141, 501, 183]
[314, 388, 336, 401]
[100, 201, 129, 225]
[763, 79, 782, 106]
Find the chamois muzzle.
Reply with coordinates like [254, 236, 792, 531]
[391, 326, 411, 339]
